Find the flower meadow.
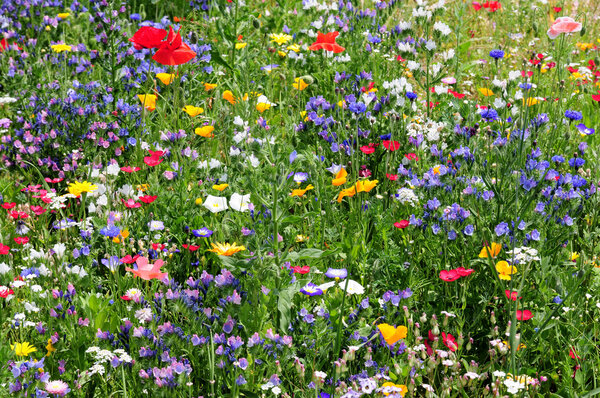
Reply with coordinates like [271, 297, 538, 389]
[2, 0, 600, 396]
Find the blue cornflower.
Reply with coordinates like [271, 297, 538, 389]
[519, 83, 532, 90]
[406, 92, 417, 100]
[564, 110, 582, 121]
[100, 225, 121, 238]
[348, 102, 367, 114]
[489, 49, 505, 59]
[480, 108, 499, 122]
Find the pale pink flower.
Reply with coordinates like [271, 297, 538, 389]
[547, 17, 582, 39]
[125, 256, 168, 281]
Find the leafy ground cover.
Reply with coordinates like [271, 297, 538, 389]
[1, 0, 600, 396]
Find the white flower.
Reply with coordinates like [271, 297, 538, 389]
[442, 359, 454, 366]
[53, 243, 66, 258]
[106, 163, 120, 176]
[0, 262, 10, 274]
[464, 372, 480, 379]
[209, 159, 222, 169]
[247, 153, 260, 168]
[230, 193, 251, 212]
[433, 21, 451, 36]
[407, 60, 421, 71]
[135, 308, 153, 323]
[342, 279, 365, 295]
[317, 281, 337, 292]
[493, 370, 507, 377]
[314, 371, 327, 379]
[504, 379, 525, 395]
[271, 386, 281, 396]
[203, 195, 229, 213]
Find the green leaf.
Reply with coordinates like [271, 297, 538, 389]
[210, 49, 233, 71]
[218, 255, 253, 270]
[277, 285, 297, 332]
[94, 310, 107, 330]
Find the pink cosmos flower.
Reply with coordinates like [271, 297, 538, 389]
[125, 256, 168, 281]
[547, 17, 582, 40]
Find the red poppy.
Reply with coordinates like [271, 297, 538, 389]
[0, 38, 21, 52]
[442, 332, 458, 351]
[440, 269, 461, 282]
[448, 90, 465, 99]
[152, 27, 196, 66]
[482, 1, 501, 11]
[0, 244, 10, 254]
[361, 82, 375, 93]
[44, 178, 63, 183]
[30, 206, 47, 216]
[120, 254, 140, 264]
[394, 220, 409, 229]
[569, 347, 581, 360]
[592, 91, 600, 102]
[139, 195, 158, 204]
[382, 140, 400, 151]
[360, 144, 376, 154]
[1, 202, 16, 209]
[122, 198, 142, 208]
[0, 286, 14, 298]
[120, 295, 132, 301]
[291, 265, 310, 274]
[309, 31, 345, 53]
[121, 166, 141, 173]
[386, 174, 399, 181]
[405, 153, 419, 161]
[129, 26, 167, 50]
[505, 290, 520, 301]
[152, 243, 166, 251]
[455, 267, 474, 277]
[8, 211, 28, 219]
[516, 310, 533, 321]
[182, 244, 201, 251]
[14, 237, 29, 245]
[553, 7, 562, 12]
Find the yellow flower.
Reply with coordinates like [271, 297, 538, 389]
[195, 197, 203, 205]
[57, 13, 70, 19]
[433, 165, 441, 175]
[136, 184, 149, 192]
[195, 125, 215, 138]
[296, 235, 309, 242]
[137, 94, 157, 111]
[381, 382, 408, 397]
[182, 105, 204, 117]
[478, 87, 494, 97]
[337, 186, 356, 203]
[156, 73, 176, 85]
[256, 102, 271, 113]
[203, 82, 217, 91]
[332, 168, 348, 186]
[287, 43, 301, 53]
[377, 324, 407, 346]
[293, 77, 309, 91]
[291, 184, 314, 197]
[212, 183, 229, 191]
[523, 97, 538, 106]
[235, 42, 247, 50]
[223, 90, 236, 104]
[51, 44, 72, 53]
[355, 179, 378, 193]
[571, 252, 580, 262]
[277, 50, 287, 57]
[479, 242, 502, 258]
[11, 342, 37, 357]
[68, 181, 98, 197]
[496, 260, 517, 280]
[209, 242, 246, 256]
[269, 33, 293, 45]
[46, 339, 56, 356]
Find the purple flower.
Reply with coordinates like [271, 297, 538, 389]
[300, 282, 323, 296]
[192, 227, 213, 238]
[325, 268, 347, 279]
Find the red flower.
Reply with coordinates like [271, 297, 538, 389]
[14, 237, 29, 245]
[152, 27, 196, 66]
[592, 91, 600, 102]
[505, 290, 520, 301]
[129, 26, 167, 50]
[440, 269, 461, 282]
[394, 220, 409, 229]
[0, 244, 10, 254]
[569, 347, 581, 360]
[9, 211, 28, 219]
[0, 286, 14, 298]
[482, 1, 501, 11]
[448, 90, 465, 99]
[516, 310, 533, 321]
[442, 332, 458, 351]
[308, 31, 345, 53]
[120, 254, 140, 264]
[1, 202, 16, 209]
[121, 166, 141, 173]
[456, 267, 474, 277]
[30, 206, 47, 216]
[152, 243, 166, 251]
[553, 7, 562, 13]
[122, 198, 142, 208]
[291, 265, 311, 274]
[182, 244, 201, 251]
[472, 1, 482, 10]
[44, 178, 63, 183]
[139, 195, 158, 204]
[405, 153, 419, 161]
[360, 144, 376, 154]
[386, 174, 399, 181]
[382, 140, 400, 151]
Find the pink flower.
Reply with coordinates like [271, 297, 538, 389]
[440, 269, 461, 282]
[516, 309, 533, 321]
[455, 267, 474, 277]
[547, 17, 582, 39]
[125, 256, 168, 281]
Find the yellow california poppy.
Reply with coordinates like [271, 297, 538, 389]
[137, 94, 157, 111]
[478, 87, 494, 97]
[182, 105, 204, 117]
[377, 324, 407, 346]
[212, 184, 229, 191]
[195, 125, 215, 138]
[332, 168, 347, 186]
[291, 184, 314, 197]
[496, 260, 517, 280]
[479, 242, 502, 258]
[356, 180, 378, 193]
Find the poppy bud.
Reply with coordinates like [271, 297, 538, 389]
[251, 16, 261, 29]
